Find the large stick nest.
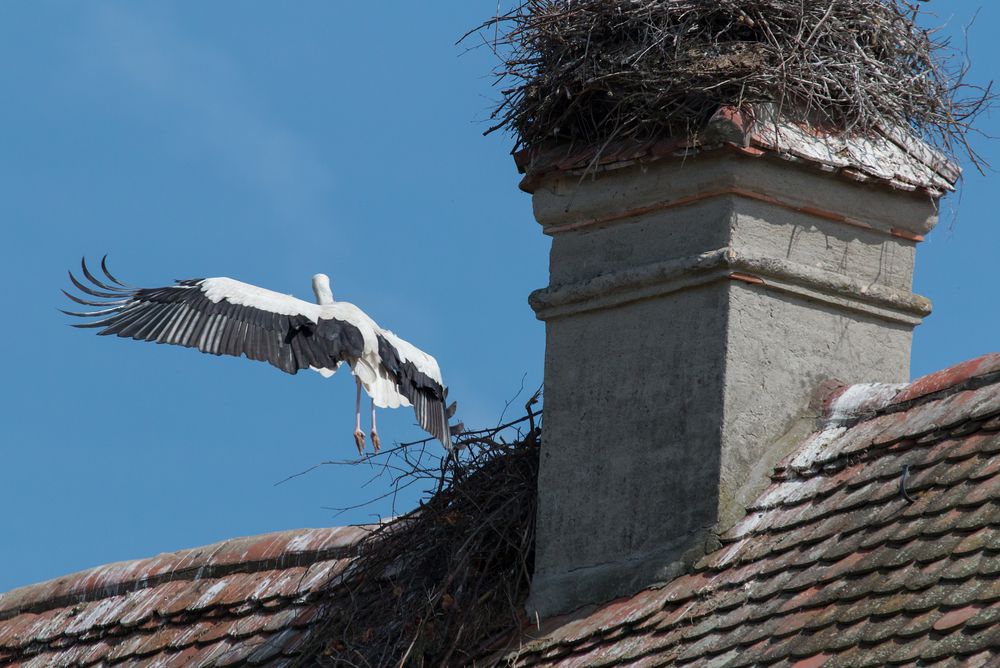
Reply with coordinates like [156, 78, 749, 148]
[297, 407, 542, 667]
[474, 0, 991, 164]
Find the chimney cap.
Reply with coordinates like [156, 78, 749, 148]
[515, 105, 961, 196]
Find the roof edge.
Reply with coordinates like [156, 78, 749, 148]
[0, 526, 367, 621]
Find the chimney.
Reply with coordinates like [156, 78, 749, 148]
[523, 107, 959, 617]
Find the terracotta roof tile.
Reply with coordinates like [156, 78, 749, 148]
[791, 654, 832, 668]
[0, 527, 363, 666]
[964, 650, 1000, 668]
[895, 355, 1000, 404]
[8, 354, 1000, 666]
[932, 605, 980, 632]
[497, 355, 1000, 666]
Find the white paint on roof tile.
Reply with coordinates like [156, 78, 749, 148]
[788, 426, 847, 471]
[63, 596, 125, 635]
[171, 621, 210, 648]
[117, 588, 164, 626]
[298, 561, 340, 593]
[713, 537, 751, 569]
[754, 478, 807, 509]
[728, 509, 764, 539]
[250, 574, 280, 601]
[828, 383, 906, 426]
[192, 581, 228, 610]
[287, 529, 327, 553]
[30, 607, 78, 643]
[716, 511, 766, 566]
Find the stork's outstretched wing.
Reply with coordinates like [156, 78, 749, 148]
[63, 258, 364, 375]
[376, 331, 453, 449]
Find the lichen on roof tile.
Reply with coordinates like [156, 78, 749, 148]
[5, 355, 1000, 666]
[0, 527, 364, 667]
[494, 354, 1000, 667]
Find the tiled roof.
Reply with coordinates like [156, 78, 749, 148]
[498, 354, 1000, 667]
[515, 105, 961, 196]
[0, 527, 365, 667]
[8, 355, 1000, 667]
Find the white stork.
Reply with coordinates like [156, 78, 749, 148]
[63, 258, 457, 453]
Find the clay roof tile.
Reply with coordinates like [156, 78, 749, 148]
[0, 527, 364, 666]
[491, 355, 1000, 666]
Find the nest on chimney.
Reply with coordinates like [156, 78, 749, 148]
[298, 404, 542, 667]
[471, 0, 992, 167]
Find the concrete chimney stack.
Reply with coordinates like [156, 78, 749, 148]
[523, 107, 959, 618]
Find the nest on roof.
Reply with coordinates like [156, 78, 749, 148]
[300, 409, 541, 667]
[474, 0, 991, 164]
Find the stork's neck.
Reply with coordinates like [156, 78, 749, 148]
[312, 274, 334, 305]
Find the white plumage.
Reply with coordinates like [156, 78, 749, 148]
[64, 258, 456, 453]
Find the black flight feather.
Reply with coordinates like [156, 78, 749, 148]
[100, 255, 131, 288]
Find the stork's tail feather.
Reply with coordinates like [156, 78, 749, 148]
[441, 401, 453, 452]
[439, 398, 463, 452]
[439, 390, 462, 450]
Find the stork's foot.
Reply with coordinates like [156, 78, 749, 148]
[371, 431, 381, 454]
[353, 430, 366, 455]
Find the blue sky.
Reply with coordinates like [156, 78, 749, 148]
[0, 1, 997, 593]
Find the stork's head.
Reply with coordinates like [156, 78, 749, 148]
[312, 273, 334, 305]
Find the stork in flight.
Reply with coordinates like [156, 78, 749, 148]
[63, 258, 457, 453]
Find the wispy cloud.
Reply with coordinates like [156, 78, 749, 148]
[81, 4, 333, 223]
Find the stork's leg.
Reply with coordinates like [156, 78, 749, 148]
[370, 399, 381, 454]
[353, 377, 366, 455]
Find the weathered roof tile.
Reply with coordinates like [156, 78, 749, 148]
[790, 653, 833, 668]
[75, 637, 114, 666]
[0, 528, 365, 667]
[963, 649, 1000, 668]
[932, 605, 981, 632]
[495, 356, 1000, 666]
[7, 355, 1000, 667]
[965, 601, 1000, 629]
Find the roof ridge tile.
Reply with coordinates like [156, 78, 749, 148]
[813, 355, 1000, 434]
